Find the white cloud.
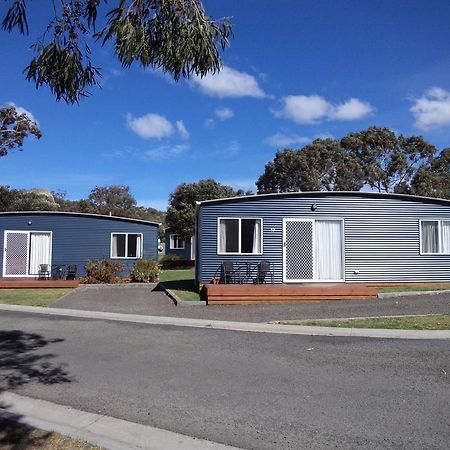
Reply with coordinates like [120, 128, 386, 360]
[329, 98, 373, 121]
[192, 66, 266, 98]
[7, 102, 38, 123]
[274, 95, 373, 124]
[410, 87, 450, 130]
[175, 120, 189, 139]
[144, 144, 189, 161]
[126, 113, 189, 140]
[264, 132, 311, 148]
[215, 107, 234, 120]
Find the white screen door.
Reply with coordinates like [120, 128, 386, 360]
[283, 219, 344, 282]
[3, 231, 52, 277]
[3, 231, 29, 276]
[28, 232, 52, 276]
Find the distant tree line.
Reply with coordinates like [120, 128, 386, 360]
[0, 185, 166, 224]
[257, 127, 449, 199]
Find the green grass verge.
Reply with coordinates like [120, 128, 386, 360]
[379, 284, 450, 293]
[159, 268, 200, 302]
[286, 314, 450, 330]
[0, 288, 74, 307]
[0, 418, 102, 449]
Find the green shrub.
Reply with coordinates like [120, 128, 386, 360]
[159, 254, 194, 269]
[83, 259, 125, 284]
[131, 259, 160, 283]
[159, 254, 181, 263]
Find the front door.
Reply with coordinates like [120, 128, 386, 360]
[3, 231, 52, 277]
[283, 219, 344, 282]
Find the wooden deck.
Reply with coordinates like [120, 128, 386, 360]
[0, 278, 80, 289]
[203, 283, 379, 305]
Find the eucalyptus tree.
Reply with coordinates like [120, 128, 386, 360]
[0, 106, 42, 157]
[256, 138, 364, 194]
[2, 0, 233, 103]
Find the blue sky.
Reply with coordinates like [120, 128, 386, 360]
[1, 0, 450, 210]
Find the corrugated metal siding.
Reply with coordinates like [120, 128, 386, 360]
[197, 194, 450, 284]
[164, 230, 192, 260]
[0, 214, 158, 276]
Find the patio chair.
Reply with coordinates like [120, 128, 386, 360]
[220, 261, 246, 284]
[253, 261, 271, 284]
[38, 264, 51, 280]
[66, 265, 77, 280]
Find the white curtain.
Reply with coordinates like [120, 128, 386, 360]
[111, 234, 118, 257]
[135, 234, 142, 258]
[315, 220, 342, 280]
[421, 221, 439, 253]
[442, 221, 450, 254]
[252, 219, 261, 253]
[219, 220, 227, 253]
[29, 233, 51, 275]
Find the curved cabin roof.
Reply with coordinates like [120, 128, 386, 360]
[197, 191, 450, 207]
[0, 210, 160, 226]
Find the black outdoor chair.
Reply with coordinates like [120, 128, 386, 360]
[66, 265, 77, 280]
[38, 264, 51, 280]
[253, 261, 271, 284]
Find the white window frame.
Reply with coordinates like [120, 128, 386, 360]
[217, 217, 264, 255]
[110, 232, 143, 259]
[419, 219, 450, 255]
[169, 234, 185, 250]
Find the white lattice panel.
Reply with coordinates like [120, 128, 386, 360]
[285, 221, 314, 280]
[4, 232, 29, 276]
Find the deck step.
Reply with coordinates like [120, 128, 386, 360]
[204, 284, 378, 305]
[0, 279, 80, 289]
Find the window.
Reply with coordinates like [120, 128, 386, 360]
[218, 218, 262, 254]
[420, 220, 450, 254]
[170, 234, 185, 249]
[111, 233, 142, 258]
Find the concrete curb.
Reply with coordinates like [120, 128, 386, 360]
[378, 289, 450, 298]
[0, 303, 448, 340]
[0, 392, 239, 450]
[159, 282, 206, 307]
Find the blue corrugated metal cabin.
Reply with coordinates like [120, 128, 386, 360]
[164, 228, 195, 261]
[0, 211, 159, 278]
[195, 192, 450, 285]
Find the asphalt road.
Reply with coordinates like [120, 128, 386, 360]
[56, 285, 450, 323]
[0, 311, 449, 449]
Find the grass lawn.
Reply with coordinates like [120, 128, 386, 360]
[159, 268, 200, 302]
[0, 418, 102, 449]
[286, 314, 450, 330]
[0, 289, 73, 307]
[379, 284, 450, 293]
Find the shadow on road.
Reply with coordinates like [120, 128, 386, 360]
[0, 330, 73, 448]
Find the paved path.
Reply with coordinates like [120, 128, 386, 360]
[0, 310, 449, 449]
[55, 285, 450, 322]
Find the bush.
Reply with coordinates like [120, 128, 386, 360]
[159, 254, 194, 269]
[83, 259, 125, 284]
[131, 259, 160, 283]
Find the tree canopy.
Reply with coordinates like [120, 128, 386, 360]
[0, 106, 42, 157]
[257, 138, 364, 194]
[166, 179, 246, 238]
[341, 127, 436, 193]
[257, 127, 448, 199]
[0, 184, 166, 223]
[2, 0, 233, 103]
